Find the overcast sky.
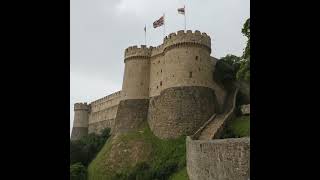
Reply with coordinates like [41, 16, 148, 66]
[70, 0, 250, 134]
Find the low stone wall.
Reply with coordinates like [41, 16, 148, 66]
[113, 99, 149, 134]
[186, 137, 250, 180]
[148, 86, 217, 139]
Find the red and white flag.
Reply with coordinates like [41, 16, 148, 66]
[178, 6, 185, 15]
[153, 16, 164, 28]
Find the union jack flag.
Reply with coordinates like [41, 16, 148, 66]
[178, 6, 185, 15]
[153, 16, 164, 28]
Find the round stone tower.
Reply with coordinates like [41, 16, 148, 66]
[162, 30, 213, 89]
[113, 45, 151, 134]
[71, 102, 89, 141]
[121, 45, 151, 100]
[148, 30, 218, 139]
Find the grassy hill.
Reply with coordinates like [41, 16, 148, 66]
[87, 122, 189, 180]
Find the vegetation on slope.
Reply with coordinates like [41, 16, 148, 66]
[70, 128, 111, 180]
[70, 162, 87, 180]
[221, 115, 250, 138]
[169, 167, 189, 180]
[88, 122, 188, 180]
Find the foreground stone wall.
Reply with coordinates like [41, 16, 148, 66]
[186, 137, 250, 180]
[148, 86, 217, 139]
[113, 99, 149, 134]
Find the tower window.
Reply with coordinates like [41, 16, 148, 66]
[161, 69, 162, 73]
[160, 81, 162, 86]
[189, 72, 193, 78]
[199, 68, 201, 71]
[157, 86, 158, 89]
[195, 56, 199, 60]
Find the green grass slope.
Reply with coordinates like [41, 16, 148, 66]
[221, 115, 250, 138]
[88, 122, 189, 180]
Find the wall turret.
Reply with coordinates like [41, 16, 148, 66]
[161, 30, 214, 91]
[122, 45, 151, 100]
[71, 102, 89, 140]
[148, 30, 218, 139]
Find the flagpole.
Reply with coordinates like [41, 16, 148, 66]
[184, 5, 186, 31]
[163, 13, 165, 38]
[144, 25, 147, 45]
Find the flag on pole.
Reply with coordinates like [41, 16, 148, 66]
[153, 16, 164, 28]
[144, 24, 147, 45]
[178, 6, 185, 15]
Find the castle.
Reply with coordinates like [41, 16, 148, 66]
[71, 30, 227, 140]
[71, 29, 250, 180]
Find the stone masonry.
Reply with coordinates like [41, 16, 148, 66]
[148, 86, 217, 139]
[71, 30, 227, 139]
[186, 137, 250, 180]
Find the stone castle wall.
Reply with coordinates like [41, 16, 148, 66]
[186, 137, 250, 180]
[148, 86, 218, 139]
[113, 99, 149, 134]
[88, 91, 121, 134]
[72, 30, 227, 138]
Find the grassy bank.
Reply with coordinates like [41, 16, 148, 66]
[88, 123, 189, 180]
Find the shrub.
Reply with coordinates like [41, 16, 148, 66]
[70, 128, 111, 166]
[70, 162, 87, 180]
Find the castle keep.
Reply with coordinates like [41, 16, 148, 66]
[71, 30, 227, 140]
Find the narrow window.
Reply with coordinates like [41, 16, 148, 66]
[161, 69, 162, 73]
[157, 86, 158, 89]
[160, 81, 162, 86]
[189, 71, 193, 78]
[195, 56, 198, 60]
[199, 67, 201, 71]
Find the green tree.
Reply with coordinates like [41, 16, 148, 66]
[241, 18, 250, 60]
[70, 162, 87, 180]
[70, 128, 111, 166]
[220, 54, 241, 72]
[236, 18, 250, 82]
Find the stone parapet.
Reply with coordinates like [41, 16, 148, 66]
[186, 137, 250, 180]
[124, 45, 152, 61]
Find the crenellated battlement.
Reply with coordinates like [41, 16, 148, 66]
[150, 44, 165, 57]
[90, 91, 121, 105]
[74, 102, 89, 111]
[163, 30, 211, 53]
[124, 45, 152, 61]
[124, 30, 211, 62]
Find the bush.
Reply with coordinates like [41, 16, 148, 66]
[70, 128, 111, 166]
[221, 115, 250, 138]
[70, 162, 87, 180]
